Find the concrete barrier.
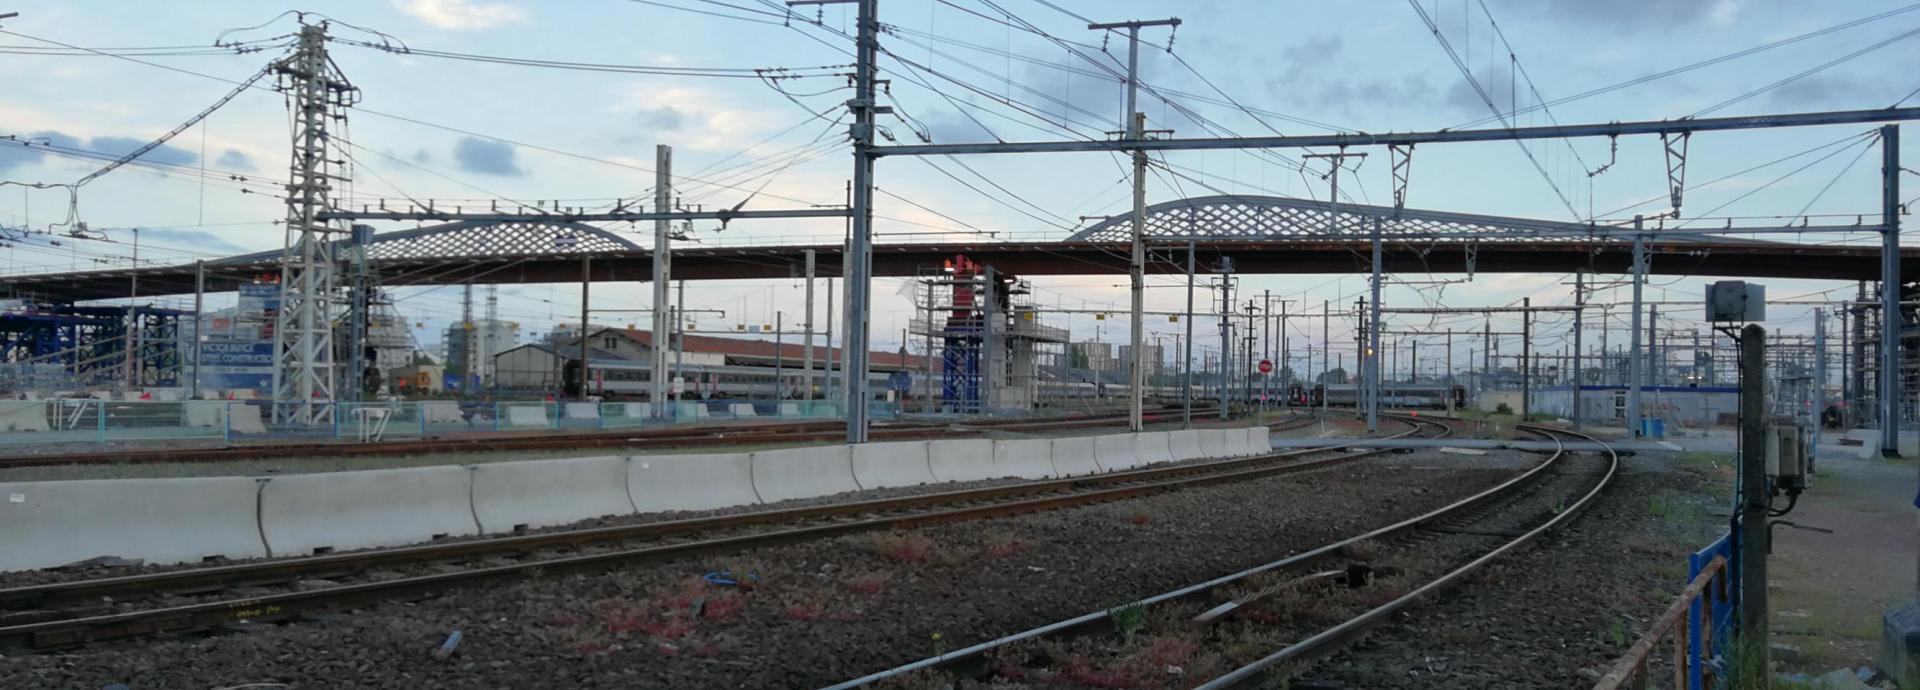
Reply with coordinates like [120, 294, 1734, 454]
[778, 402, 802, 418]
[471, 455, 634, 533]
[1248, 426, 1272, 454]
[993, 438, 1056, 479]
[503, 404, 552, 429]
[1167, 430, 1206, 461]
[564, 402, 600, 420]
[1051, 435, 1101, 476]
[0, 476, 269, 571]
[750, 445, 858, 503]
[729, 403, 758, 418]
[1094, 433, 1139, 471]
[850, 441, 935, 489]
[259, 465, 479, 556]
[228, 403, 268, 435]
[181, 401, 224, 429]
[1133, 432, 1175, 466]
[0, 401, 48, 432]
[1199, 429, 1234, 458]
[928, 438, 997, 482]
[629, 452, 760, 513]
[421, 401, 463, 424]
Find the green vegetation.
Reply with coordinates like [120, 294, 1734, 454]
[1107, 602, 1148, 643]
[1494, 402, 1514, 415]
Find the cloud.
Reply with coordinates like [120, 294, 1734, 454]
[452, 136, 527, 176]
[636, 105, 685, 131]
[1251, 36, 1437, 121]
[922, 111, 996, 144]
[1442, 65, 1519, 115]
[1498, 0, 1740, 28]
[215, 149, 257, 172]
[612, 86, 780, 150]
[118, 227, 249, 253]
[1767, 74, 1884, 109]
[393, 0, 527, 30]
[88, 136, 198, 166]
[1, 130, 206, 173]
[0, 130, 82, 172]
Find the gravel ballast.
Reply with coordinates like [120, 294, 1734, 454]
[1, 452, 1527, 689]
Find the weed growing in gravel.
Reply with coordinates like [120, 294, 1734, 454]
[867, 532, 938, 563]
[846, 572, 891, 594]
[980, 531, 1031, 558]
[1647, 492, 1703, 523]
[1339, 539, 1379, 561]
[701, 590, 746, 622]
[1108, 601, 1148, 643]
[1599, 616, 1630, 648]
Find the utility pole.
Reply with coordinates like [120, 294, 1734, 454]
[1279, 299, 1290, 408]
[650, 144, 673, 417]
[791, 0, 878, 441]
[124, 227, 139, 391]
[1880, 124, 1902, 457]
[825, 276, 835, 404]
[1087, 16, 1179, 432]
[270, 21, 354, 425]
[804, 249, 816, 401]
[1322, 299, 1329, 417]
[579, 256, 591, 398]
[1649, 304, 1660, 387]
[1521, 297, 1532, 419]
[1737, 323, 1769, 661]
[1262, 288, 1271, 413]
[1814, 307, 1826, 459]
[922, 280, 935, 409]
[460, 284, 475, 392]
[1367, 217, 1384, 433]
[1219, 272, 1234, 419]
[1573, 270, 1584, 428]
[191, 260, 204, 399]
[1629, 215, 1647, 436]
[675, 279, 686, 402]
[1184, 240, 1196, 428]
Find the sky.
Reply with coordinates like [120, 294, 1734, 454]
[0, 0, 1914, 377]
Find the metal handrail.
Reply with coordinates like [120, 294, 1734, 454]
[1592, 554, 1731, 690]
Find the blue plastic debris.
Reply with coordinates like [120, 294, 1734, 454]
[434, 629, 463, 660]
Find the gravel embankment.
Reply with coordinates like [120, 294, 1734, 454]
[1299, 450, 1724, 689]
[1, 453, 1524, 689]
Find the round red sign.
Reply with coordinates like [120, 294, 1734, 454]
[1258, 359, 1273, 374]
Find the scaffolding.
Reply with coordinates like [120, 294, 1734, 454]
[909, 257, 1066, 414]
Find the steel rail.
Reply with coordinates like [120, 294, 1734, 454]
[0, 413, 1285, 612]
[1191, 424, 1620, 689]
[819, 417, 1591, 690]
[0, 407, 1218, 468]
[0, 414, 1351, 649]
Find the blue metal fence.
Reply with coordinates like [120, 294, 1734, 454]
[1687, 531, 1736, 690]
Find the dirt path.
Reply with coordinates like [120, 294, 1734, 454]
[1771, 444, 1917, 672]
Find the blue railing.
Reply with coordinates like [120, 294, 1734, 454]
[1687, 531, 1737, 690]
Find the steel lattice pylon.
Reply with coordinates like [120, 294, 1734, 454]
[1066, 194, 1736, 243]
[270, 23, 359, 425]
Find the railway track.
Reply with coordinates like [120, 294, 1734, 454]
[0, 412, 1404, 651]
[821, 422, 1616, 689]
[0, 406, 1223, 469]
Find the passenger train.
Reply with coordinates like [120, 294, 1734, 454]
[559, 358, 1200, 403]
[1307, 382, 1466, 410]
